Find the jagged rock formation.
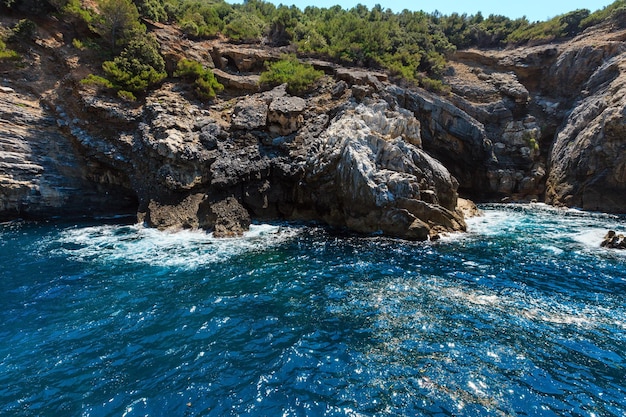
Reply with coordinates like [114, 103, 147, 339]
[601, 230, 626, 249]
[545, 44, 626, 211]
[296, 100, 465, 240]
[2, 16, 626, 239]
[120, 79, 463, 239]
[446, 23, 626, 208]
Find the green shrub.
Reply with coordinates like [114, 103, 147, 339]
[268, 5, 300, 46]
[167, 0, 230, 38]
[259, 54, 323, 95]
[506, 16, 565, 44]
[524, 131, 540, 151]
[11, 19, 37, 41]
[102, 36, 166, 93]
[0, 39, 20, 60]
[581, 1, 626, 28]
[62, 0, 94, 24]
[73, 36, 101, 51]
[136, 0, 167, 22]
[174, 58, 223, 99]
[117, 89, 136, 101]
[173, 57, 205, 78]
[194, 71, 223, 99]
[293, 22, 328, 53]
[223, 12, 265, 43]
[92, 0, 144, 49]
[179, 11, 220, 38]
[80, 73, 114, 88]
[72, 38, 84, 49]
[419, 76, 451, 94]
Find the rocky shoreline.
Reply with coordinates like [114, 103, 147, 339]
[2, 18, 626, 239]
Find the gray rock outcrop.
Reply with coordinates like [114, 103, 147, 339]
[128, 84, 465, 239]
[545, 49, 626, 211]
[0, 90, 136, 220]
[296, 100, 465, 240]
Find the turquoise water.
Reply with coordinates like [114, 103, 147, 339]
[1, 204, 625, 416]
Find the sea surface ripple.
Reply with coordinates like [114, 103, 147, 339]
[1, 204, 625, 416]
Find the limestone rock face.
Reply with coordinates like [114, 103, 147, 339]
[231, 98, 268, 130]
[10, 14, 626, 239]
[545, 53, 626, 212]
[204, 196, 251, 238]
[211, 43, 278, 73]
[0, 91, 136, 220]
[298, 100, 465, 240]
[125, 84, 310, 235]
[212, 69, 260, 92]
[443, 26, 626, 206]
[397, 86, 495, 193]
[268, 96, 306, 135]
[0, 17, 460, 238]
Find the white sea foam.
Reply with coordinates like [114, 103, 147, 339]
[464, 210, 514, 236]
[52, 223, 301, 269]
[462, 204, 626, 255]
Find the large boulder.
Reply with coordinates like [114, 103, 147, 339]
[203, 196, 251, 238]
[268, 96, 306, 135]
[297, 100, 465, 240]
[230, 98, 268, 130]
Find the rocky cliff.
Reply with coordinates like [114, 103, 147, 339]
[1, 17, 625, 239]
[445, 20, 626, 209]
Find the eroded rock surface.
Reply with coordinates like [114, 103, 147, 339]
[545, 50, 626, 211]
[297, 100, 465, 240]
[3, 15, 626, 239]
[0, 89, 136, 220]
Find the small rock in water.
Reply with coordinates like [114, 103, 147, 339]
[600, 230, 626, 249]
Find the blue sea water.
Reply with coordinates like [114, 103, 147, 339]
[1, 204, 625, 417]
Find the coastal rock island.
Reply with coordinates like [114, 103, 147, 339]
[1, 2, 626, 239]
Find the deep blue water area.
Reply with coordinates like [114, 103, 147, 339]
[1, 204, 625, 416]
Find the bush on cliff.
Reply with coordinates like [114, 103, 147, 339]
[259, 54, 323, 95]
[505, 9, 590, 44]
[0, 38, 20, 60]
[61, 0, 95, 25]
[92, 0, 144, 49]
[101, 35, 166, 93]
[293, 22, 327, 53]
[10, 19, 37, 41]
[174, 58, 223, 99]
[581, 0, 626, 28]
[80, 74, 114, 89]
[223, 12, 265, 43]
[268, 4, 300, 46]
[135, 0, 167, 22]
[166, 0, 232, 39]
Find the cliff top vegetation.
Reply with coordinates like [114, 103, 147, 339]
[2, 0, 625, 98]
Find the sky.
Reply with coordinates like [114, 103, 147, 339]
[244, 0, 618, 22]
